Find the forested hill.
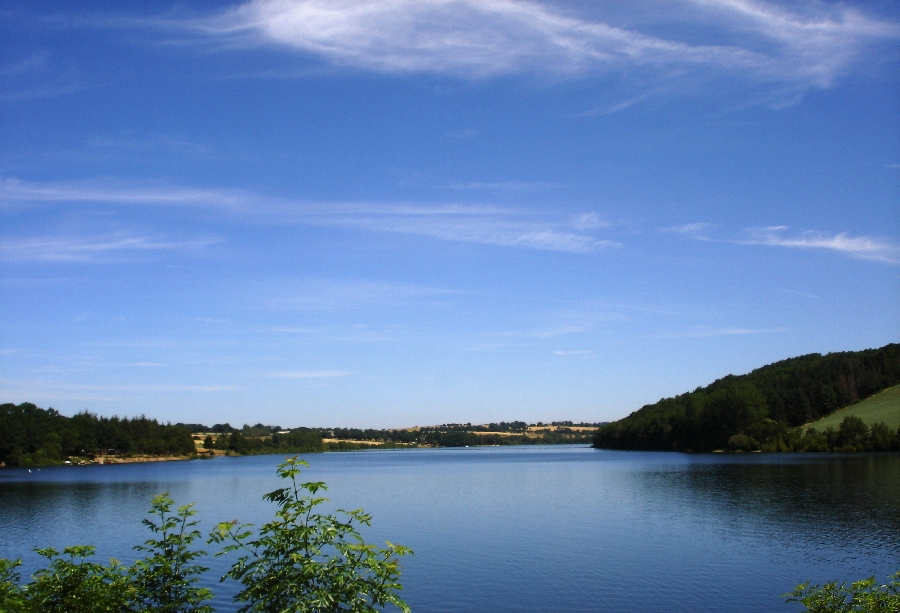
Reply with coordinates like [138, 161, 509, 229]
[0, 403, 196, 467]
[593, 344, 900, 452]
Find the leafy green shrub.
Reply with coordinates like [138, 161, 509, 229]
[0, 456, 411, 613]
[210, 456, 411, 613]
[129, 495, 212, 613]
[0, 558, 27, 613]
[22, 546, 129, 613]
[786, 573, 900, 612]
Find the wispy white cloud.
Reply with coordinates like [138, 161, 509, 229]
[553, 349, 594, 356]
[0, 379, 242, 398]
[0, 177, 251, 208]
[780, 289, 819, 300]
[467, 340, 539, 352]
[664, 222, 717, 240]
[292, 204, 619, 254]
[570, 212, 608, 231]
[0, 53, 85, 102]
[265, 279, 462, 311]
[576, 92, 657, 117]
[443, 181, 560, 191]
[1, 177, 617, 255]
[485, 308, 627, 340]
[86, 133, 216, 157]
[741, 226, 900, 264]
[0, 54, 49, 77]
[268, 370, 351, 378]
[179, 0, 900, 96]
[445, 128, 480, 140]
[0, 234, 223, 262]
[0, 76, 84, 102]
[670, 221, 900, 265]
[652, 326, 786, 339]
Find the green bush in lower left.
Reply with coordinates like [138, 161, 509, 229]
[0, 456, 411, 613]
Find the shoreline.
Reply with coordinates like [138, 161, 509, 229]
[1, 442, 601, 469]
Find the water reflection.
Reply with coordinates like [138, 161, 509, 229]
[637, 454, 900, 547]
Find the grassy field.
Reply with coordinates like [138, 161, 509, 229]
[802, 384, 900, 432]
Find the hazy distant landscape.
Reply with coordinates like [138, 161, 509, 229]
[4, 343, 898, 467]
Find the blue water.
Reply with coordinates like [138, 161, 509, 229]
[1, 446, 898, 612]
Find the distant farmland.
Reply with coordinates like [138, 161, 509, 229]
[803, 384, 900, 432]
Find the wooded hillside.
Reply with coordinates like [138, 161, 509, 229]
[0, 403, 196, 466]
[593, 344, 900, 452]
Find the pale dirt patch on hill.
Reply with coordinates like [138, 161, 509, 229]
[470, 431, 522, 436]
[322, 438, 386, 446]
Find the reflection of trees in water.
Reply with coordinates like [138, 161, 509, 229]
[0, 481, 164, 573]
[0, 481, 162, 525]
[637, 455, 900, 556]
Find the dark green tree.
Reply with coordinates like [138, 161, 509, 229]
[837, 416, 869, 451]
[22, 546, 129, 613]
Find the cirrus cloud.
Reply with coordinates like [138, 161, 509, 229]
[191, 0, 900, 95]
[0, 234, 223, 263]
[1, 177, 618, 255]
[741, 226, 900, 264]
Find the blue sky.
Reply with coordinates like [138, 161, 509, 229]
[1, 0, 898, 428]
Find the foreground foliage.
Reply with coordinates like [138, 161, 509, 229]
[210, 456, 411, 613]
[594, 343, 900, 452]
[787, 573, 900, 613]
[0, 457, 410, 613]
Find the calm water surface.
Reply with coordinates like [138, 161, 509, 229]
[1, 446, 898, 612]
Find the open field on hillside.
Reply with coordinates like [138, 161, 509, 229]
[527, 425, 597, 432]
[322, 438, 391, 446]
[803, 384, 900, 432]
[470, 431, 522, 437]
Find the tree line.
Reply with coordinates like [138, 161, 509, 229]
[203, 429, 324, 455]
[0, 403, 602, 468]
[593, 344, 900, 452]
[326, 425, 594, 447]
[0, 403, 196, 467]
[176, 422, 284, 436]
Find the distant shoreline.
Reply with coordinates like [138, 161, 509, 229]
[1, 443, 604, 469]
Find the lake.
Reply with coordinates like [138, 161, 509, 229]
[1, 446, 898, 612]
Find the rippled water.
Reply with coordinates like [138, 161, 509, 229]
[1, 447, 898, 612]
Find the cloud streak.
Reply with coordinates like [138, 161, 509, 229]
[184, 0, 900, 95]
[670, 222, 900, 265]
[1, 178, 617, 255]
[741, 226, 900, 264]
[265, 279, 461, 311]
[652, 326, 787, 339]
[0, 177, 250, 208]
[268, 370, 352, 378]
[443, 181, 561, 191]
[664, 222, 717, 240]
[0, 234, 222, 262]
